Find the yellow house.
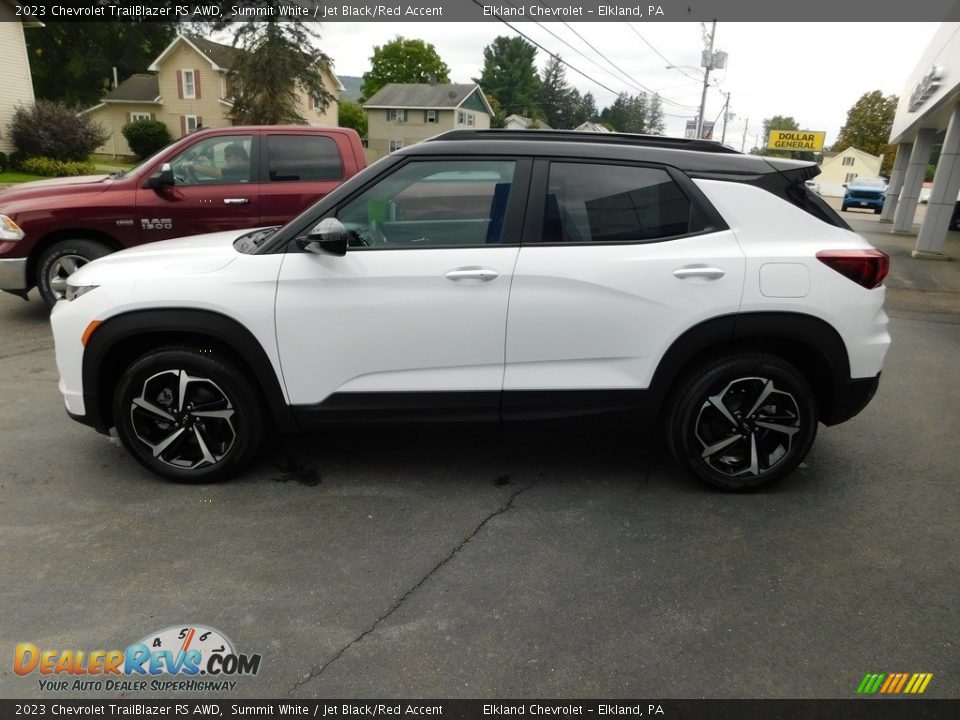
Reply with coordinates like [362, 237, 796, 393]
[82, 35, 343, 157]
[363, 83, 493, 162]
[0, 0, 41, 154]
[817, 146, 883, 197]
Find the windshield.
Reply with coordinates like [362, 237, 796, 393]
[850, 177, 885, 189]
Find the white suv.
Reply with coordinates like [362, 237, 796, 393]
[51, 130, 890, 490]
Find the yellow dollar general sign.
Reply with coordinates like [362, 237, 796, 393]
[767, 130, 826, 152]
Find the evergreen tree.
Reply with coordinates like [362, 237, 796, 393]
[475, 36, 541, 122]
[222, 20, 335, 125]
[538, 55, 578, 129]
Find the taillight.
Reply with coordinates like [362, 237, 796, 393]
[816, 249, 889, 289]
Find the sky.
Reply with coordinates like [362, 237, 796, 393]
[298, 21, 940, 148]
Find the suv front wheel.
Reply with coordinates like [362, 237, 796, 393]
[666, 353, 818, 490]
[113, 347, 264, 483]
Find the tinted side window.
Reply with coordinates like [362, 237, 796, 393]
[543, 163, 692, 243]
[267, 135, 343, 182]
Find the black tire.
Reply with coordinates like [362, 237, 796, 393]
[840, 205, 848, 212]
[112, 347, 264, 483]
[874, 208, 882, 215]
[666, 353, 818, 491]
[37, 239, 112, 306]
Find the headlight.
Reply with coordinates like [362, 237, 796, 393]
[65, 284, 99, 302]
[0, 214, 24, 242]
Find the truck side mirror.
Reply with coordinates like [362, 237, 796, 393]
[148, 163, 175, 189]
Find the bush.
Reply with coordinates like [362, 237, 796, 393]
[8, 100, 107, 162]
[0, 151, 7, 174]
[7, 151, 24, 171]
[20, 156, 97, 177]
[121, 118, 172, 160]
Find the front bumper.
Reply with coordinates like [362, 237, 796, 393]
[0, 257, 28, 291]
[844, 196, 884, 210]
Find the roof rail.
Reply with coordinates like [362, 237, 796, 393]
[426, 129, 741, 154]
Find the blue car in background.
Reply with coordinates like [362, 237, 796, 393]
[842, 177, 887, 214]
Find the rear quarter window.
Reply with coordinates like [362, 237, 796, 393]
[267, 135, 343, 182]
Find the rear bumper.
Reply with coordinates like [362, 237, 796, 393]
[0, 257, 28, 291]
[843, 196, 884, 210]
[822, 373, 880, 426]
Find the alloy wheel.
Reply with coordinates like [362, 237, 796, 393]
[694, 376, 801, 478]
[129, 369, 237, 470]
[47, 254, 90, 301]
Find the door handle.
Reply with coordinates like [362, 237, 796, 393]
[445, 267, 499, 282]
[673, 266, 726, 280]
[223, 198, 250, 205]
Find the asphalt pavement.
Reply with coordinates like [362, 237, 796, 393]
[0, 205, 958, 699]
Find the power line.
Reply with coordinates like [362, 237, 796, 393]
[470, 0, 625, 99]
[626, 23, 704, 83]
[556, 19, 698, 110]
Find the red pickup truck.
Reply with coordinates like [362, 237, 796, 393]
[0, 126, 366, 305]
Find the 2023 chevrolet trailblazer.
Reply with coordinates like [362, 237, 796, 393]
[50, 130, 890, 490]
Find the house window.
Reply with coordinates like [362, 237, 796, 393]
[185, 115, 199, 134]
[131, 112, 152, 122]
[458, 111, 475, 126]
[387, 109, 407, 122]
[845, 172, 858, 184]
[389, 139, 404, 153]
[426, 110, 437, 124]
[182, 70, 196, 99]
[842, 156, 855, 166]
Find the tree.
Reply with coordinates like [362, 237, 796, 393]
[538, 55, 580, 129]
[338, 100, 368, 138]
[835, 90, 898, 175]
[475, 36, 541, 122]
[600, 93, 663, 134]
[361, 37, 450, 101]
[760, 115, 814, 160]
[221, 21, 335, 125]
[25, 22, 179, 107]
[647, 94, 665, 135]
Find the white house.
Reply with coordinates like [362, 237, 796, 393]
[0, 0, 41, 154]
[817, 146, 882, 197]
[504, 114, 551, 130]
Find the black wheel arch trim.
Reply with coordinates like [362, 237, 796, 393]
[80, 309, 297, 434]
[648, 311, 855, 424]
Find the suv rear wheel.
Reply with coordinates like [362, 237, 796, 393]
[112, 347, 264, 483]
[37, 239, 112, 306]
[666, 353, 818, 490]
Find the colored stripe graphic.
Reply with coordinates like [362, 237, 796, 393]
[857, 672, 932, 694]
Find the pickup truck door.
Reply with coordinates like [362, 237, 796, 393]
[257, 131, 358, 227]
[134, 133, 260, 243]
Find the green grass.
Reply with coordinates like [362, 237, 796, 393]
[0, 171, 45, 184]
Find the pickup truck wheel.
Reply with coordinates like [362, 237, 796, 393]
[113, 347, 264, 483]
[666, 353, 818, 491]
[37, 239, 112, 306]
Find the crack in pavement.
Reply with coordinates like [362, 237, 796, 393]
[288, 480, 537, 695]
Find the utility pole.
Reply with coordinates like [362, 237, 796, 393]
[741, 118, 749, 153]
[695, 20, 716, 139]
[720, 92, 732, 144]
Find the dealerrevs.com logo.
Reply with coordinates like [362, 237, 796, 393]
[14, 625, 261, 692]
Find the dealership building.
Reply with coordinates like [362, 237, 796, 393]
[886, 23, 960, 258]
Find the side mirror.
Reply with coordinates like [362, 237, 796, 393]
[301, 217, 347, 256]
[148, 162, 175, 189]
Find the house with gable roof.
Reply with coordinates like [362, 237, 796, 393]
[363, 83, 493, 161]
[82, 35, 343, 157]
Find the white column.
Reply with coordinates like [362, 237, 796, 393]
[879, 142, 911, 223]
[915, 104, 960, 256]
[893, 128, 935, 234]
